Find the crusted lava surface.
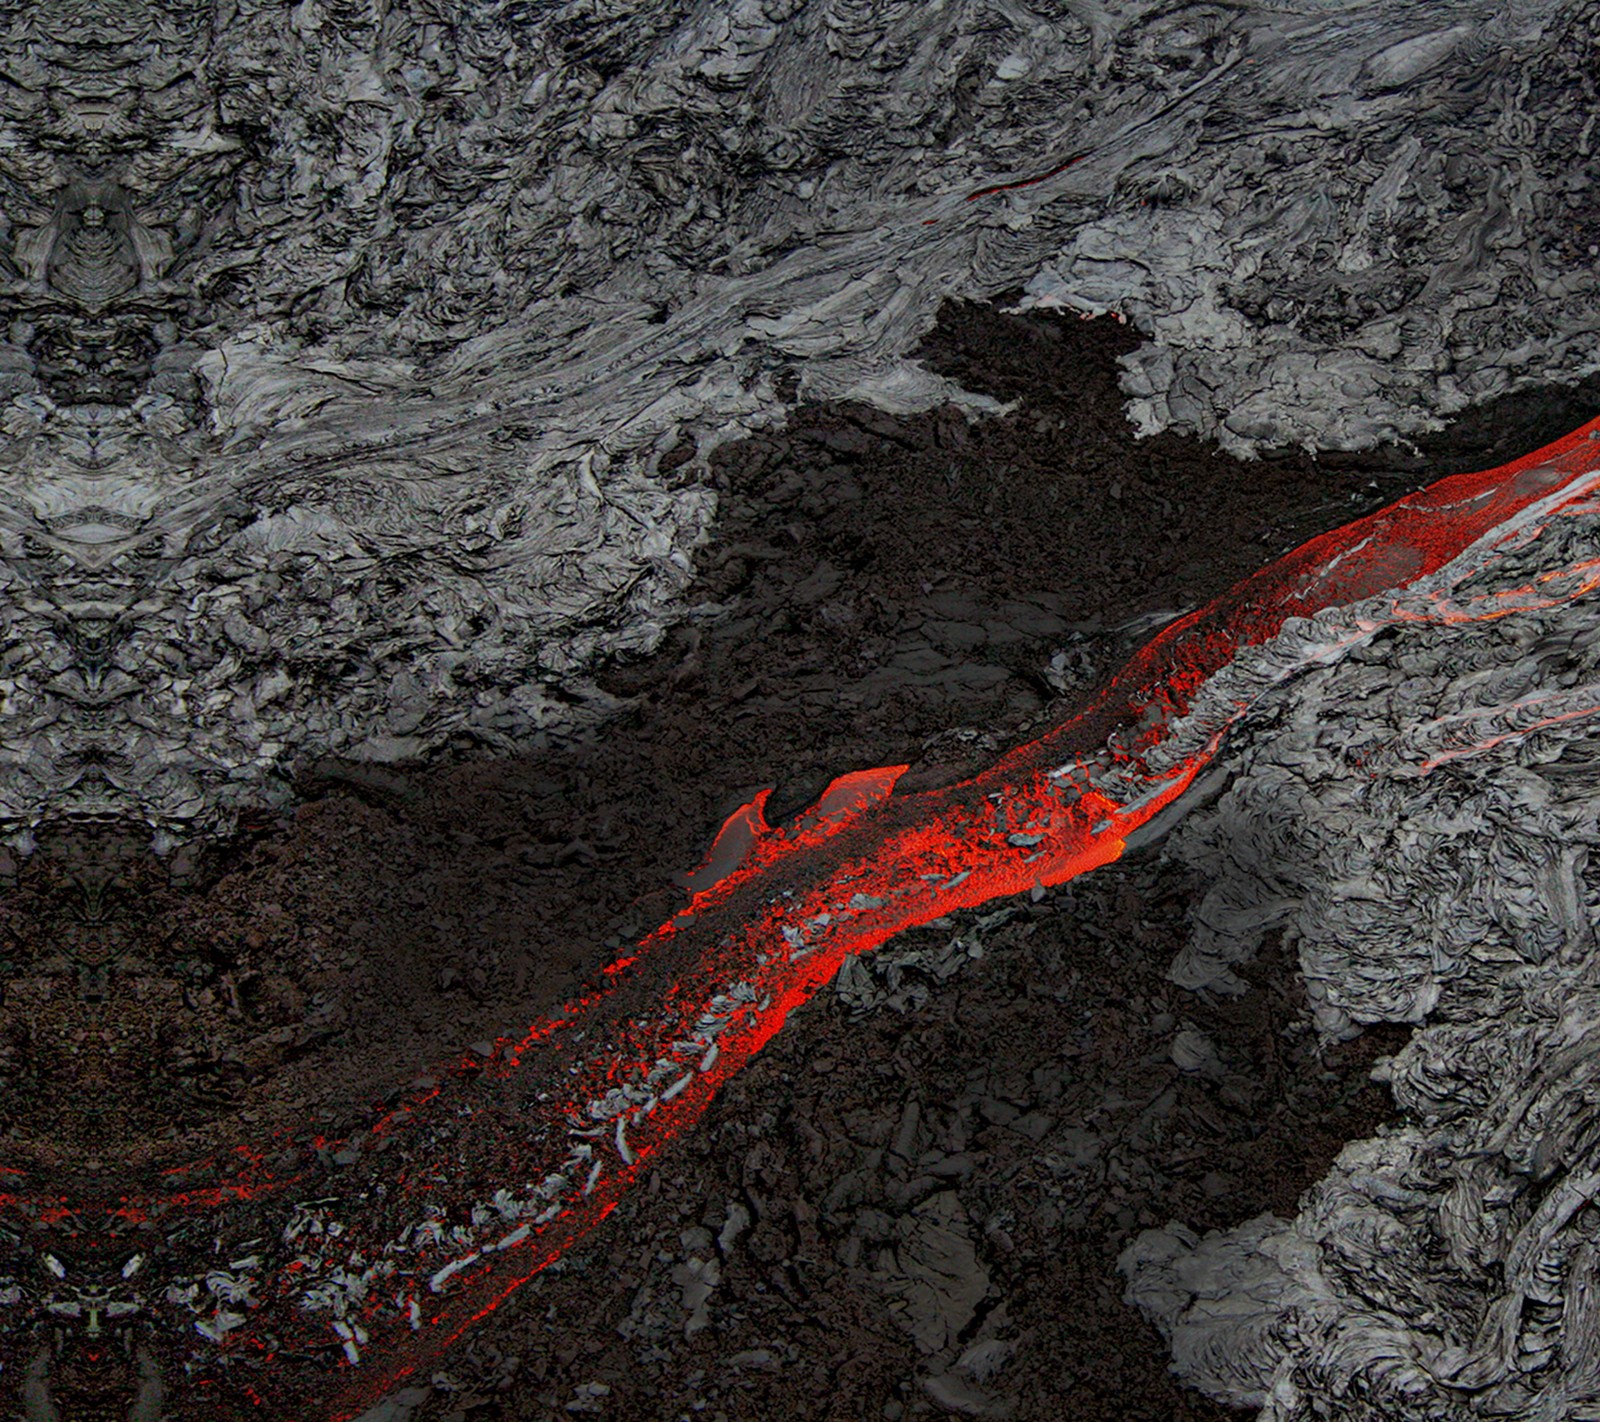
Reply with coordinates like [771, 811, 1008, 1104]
[8, 301, 1599, 1419]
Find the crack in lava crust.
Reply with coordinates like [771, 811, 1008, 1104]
[14, 419, 1600, 1419]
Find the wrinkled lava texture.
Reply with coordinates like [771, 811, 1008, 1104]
[9, 301, 1600, 1419]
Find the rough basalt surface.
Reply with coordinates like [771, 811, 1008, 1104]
[3, 1, 1600, 1419]
[1122, 509, 1600, 1420]
[0, 0, 1596, 833]
[3, 296, 1528, 1421]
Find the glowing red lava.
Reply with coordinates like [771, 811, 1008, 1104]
[966, 152, 1089, 201]
[17, 417, 1600, 1418]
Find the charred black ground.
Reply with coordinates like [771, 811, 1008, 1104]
[4, 301, 1598, 1418]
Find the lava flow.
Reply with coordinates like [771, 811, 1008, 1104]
[23, 419, 1600, 1419]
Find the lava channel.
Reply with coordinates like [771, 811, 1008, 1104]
[18, 418, 1600, 1419]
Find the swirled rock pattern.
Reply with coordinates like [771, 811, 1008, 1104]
[4, 1, 1600, 1417]
[1122, 504, 1600, 1419]
[0, 0, 1593, 833]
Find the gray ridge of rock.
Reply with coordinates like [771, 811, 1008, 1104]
[1118, 503, 1600, 1419]
[0, 0, 1594, 834]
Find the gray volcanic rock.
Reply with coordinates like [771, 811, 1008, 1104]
[0, 0, 1594, 834]
[1119, 499, 1600, 1419]
[7, 4, 1600, 1417]
[1023, 0, 1600, 460]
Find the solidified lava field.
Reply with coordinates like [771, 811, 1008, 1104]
[10, 5, 1600, 1414]
[14, 302, 1600, 1421]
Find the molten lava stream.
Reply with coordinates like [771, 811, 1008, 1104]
[103, 419, 1600, 1416]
